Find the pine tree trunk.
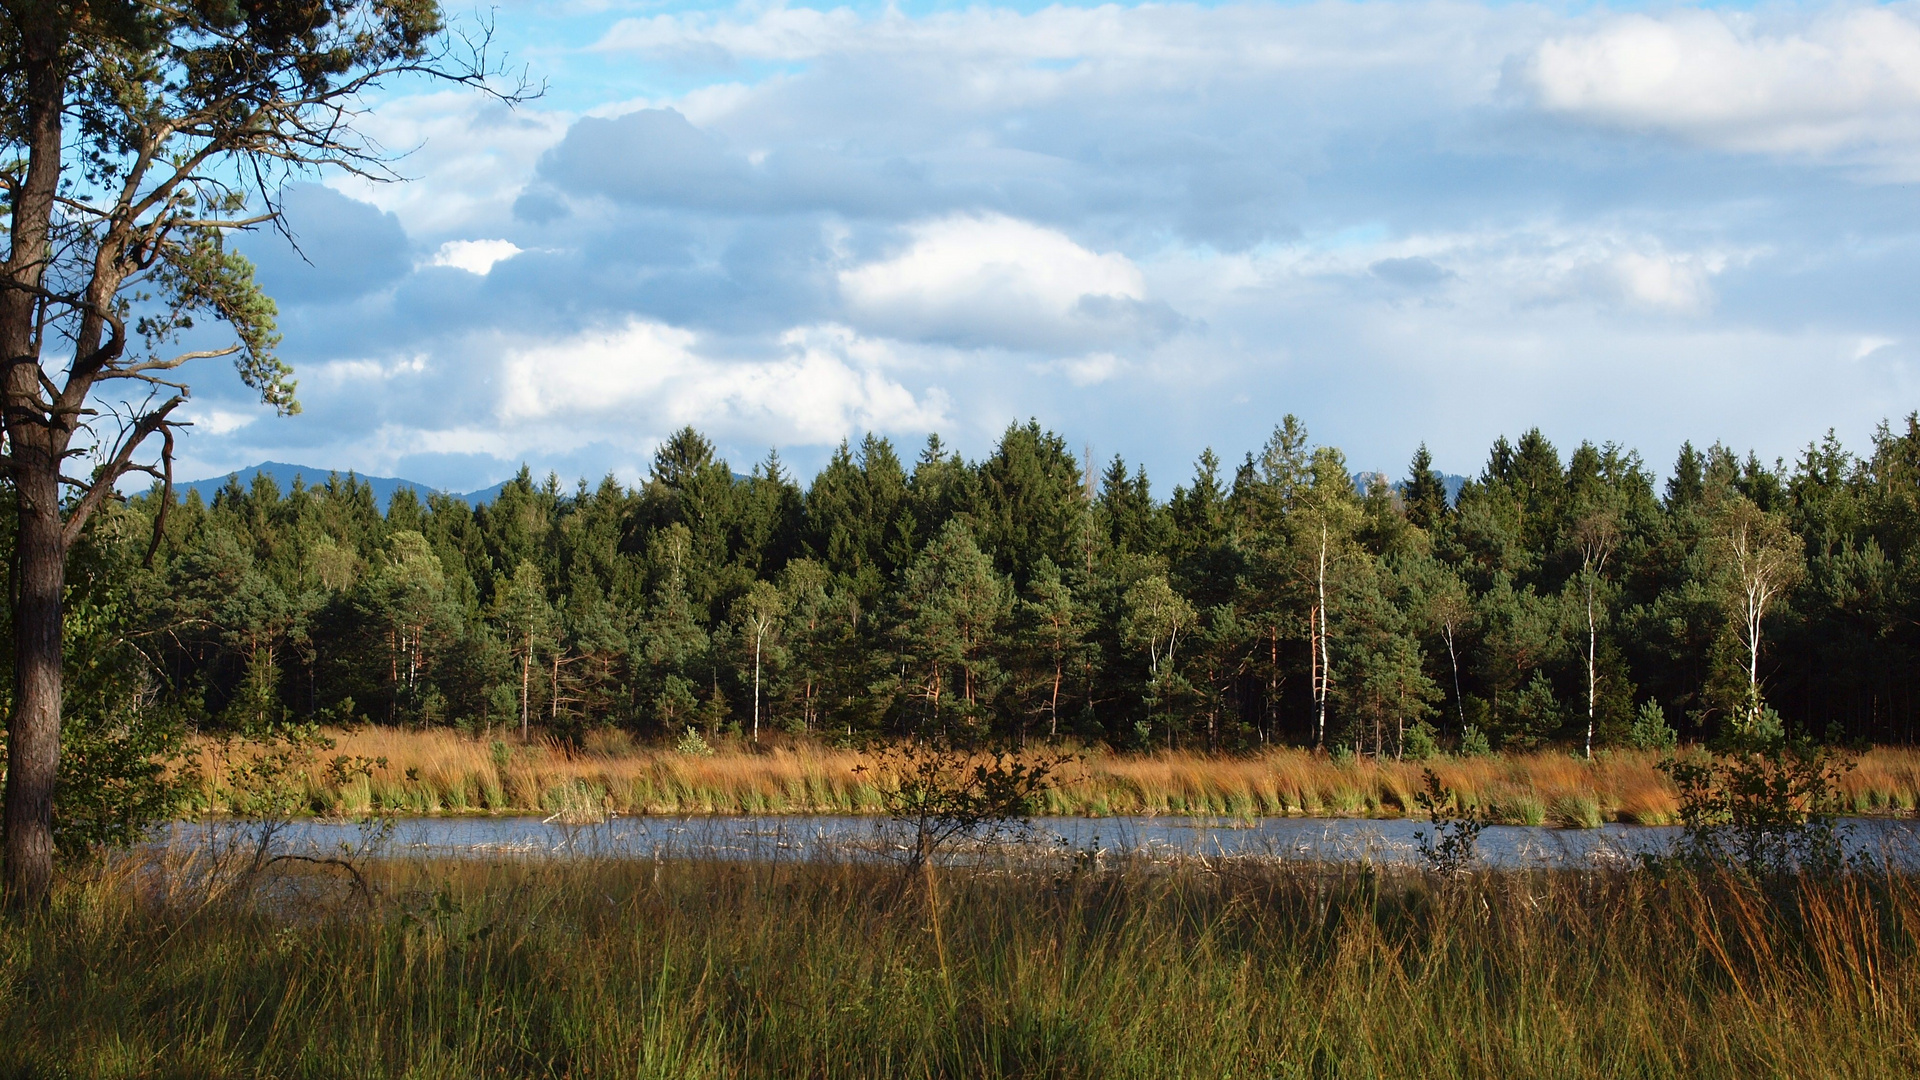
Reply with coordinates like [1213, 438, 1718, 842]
[2, 47, 68, 909]
[1050, 657, 1062, 740]
[3, 486, 65, 907]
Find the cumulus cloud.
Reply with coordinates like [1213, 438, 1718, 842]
[839, 214, 1183, 352]
[180, 0, 1920, 493]
[246, 184, 410, 301]
[535, 107, 933, 219]
[326, 91, 572, 236]
[429, 239, 524, 275]
[496, 318, 948, 445]
[1520, 8, 1920, 160]
[1595, 251, 1721, 315]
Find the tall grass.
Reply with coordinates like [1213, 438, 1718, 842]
[3, 854, 1915, 1077]
[186, 728, 1920, 825]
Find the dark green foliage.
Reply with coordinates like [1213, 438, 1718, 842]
[18, 414, 1920, 764]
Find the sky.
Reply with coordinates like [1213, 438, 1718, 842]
[170, 0, 1920, 493]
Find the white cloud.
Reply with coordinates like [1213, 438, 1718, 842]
[1522, 8, 1920, 159]
[178, 405, 260, 437]
[495, 318, 947, 445]
[325, 91, 572, 235]
[1163, 220, 1738, 319]
[428, 239, 524, 275]
[1056, 352, 1123, 386]
[592, 2, 1511, 73]
[1854, 336, 1897, 361]
[198, 0, 1920, 490]
[1600, 251, 1720, 315]
[839, 214, 1153, 351]
[311, 354, 430, 383]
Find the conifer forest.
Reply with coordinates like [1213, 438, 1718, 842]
[44, 413, 1920, 759]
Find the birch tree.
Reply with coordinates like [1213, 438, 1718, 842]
[489, 561, 553, 740]
[1716, 497, 1804, 733]
[1571, 502, 1621, 758]
[1121, 572, 1195, 746]
[1295, 446, 1362, 748]
[733, 579, 784, 742]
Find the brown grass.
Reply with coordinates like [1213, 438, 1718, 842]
[183, 727, 1920, 826]
[7, 853, 1919, 1077]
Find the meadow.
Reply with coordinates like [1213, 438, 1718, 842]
[190, 727, 1920, 827]
[1, 849, 1915, 1079]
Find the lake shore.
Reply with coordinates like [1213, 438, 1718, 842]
[185, 728, 1920, 827]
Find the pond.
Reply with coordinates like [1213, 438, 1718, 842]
[160, 813, 1920, 870]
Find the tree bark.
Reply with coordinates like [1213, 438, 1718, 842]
[520, 640, 531, 740]
[1315, 523, 1329, 748]
[1, 45, 69, 909]
[1586, 584, 1598, 760]
[1444, 623, 1464, 740]
[3, 489, 65, 906]
[1049, 654, 1062, 740]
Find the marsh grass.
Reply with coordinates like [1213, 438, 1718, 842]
[185, 728, 1920, 827]
[2, 852, 1917, 1078]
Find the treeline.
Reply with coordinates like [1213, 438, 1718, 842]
[29, 415, 1920, 754]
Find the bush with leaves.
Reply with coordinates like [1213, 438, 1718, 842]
[1413, 768, 1486, 874]
[1658, 733, 1855, 878]
[864, 729, 1069, 869]
[21, 505, 196, 860]
[674, 727, 714, 756]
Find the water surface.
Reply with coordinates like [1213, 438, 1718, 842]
[163, 814, 1920, 870]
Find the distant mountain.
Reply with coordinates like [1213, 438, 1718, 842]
[1354, 470, 1469, 505]
[176, 462, 509, 511]
[183, 461, 1471, 514]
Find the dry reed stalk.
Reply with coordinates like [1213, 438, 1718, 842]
[178, 729, 1920, 825]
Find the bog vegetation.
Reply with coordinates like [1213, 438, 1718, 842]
[182, 727, 1920, 827]
[1, 852, 1915, 1078]
[22, 414, 1920, 842]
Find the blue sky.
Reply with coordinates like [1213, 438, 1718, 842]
[174, 0, 1920, 491]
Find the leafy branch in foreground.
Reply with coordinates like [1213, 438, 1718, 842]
[1413, 767, 1485, 874]
[1659, 733, 1857, 878]
[864, 733, 1070, 870]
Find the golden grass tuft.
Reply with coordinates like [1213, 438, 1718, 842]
[183, 728, 1920, 827]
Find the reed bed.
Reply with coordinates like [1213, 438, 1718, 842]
[185, 728, 1920, 826]
[3, 852, 1916, 1078]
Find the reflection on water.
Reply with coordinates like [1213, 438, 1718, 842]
[159, 814, 1920, 870]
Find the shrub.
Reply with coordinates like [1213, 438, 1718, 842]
[1628, 701, 1678, 751]
[1413, 768, 1485, 873]
[1659, 735, 1855, 877]
[1458, 724, 1492, 757]
[1403, 719, 1440, 761]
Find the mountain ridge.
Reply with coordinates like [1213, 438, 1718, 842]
[181, 461, 1472, 513]
[178, 462, 509, 511]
